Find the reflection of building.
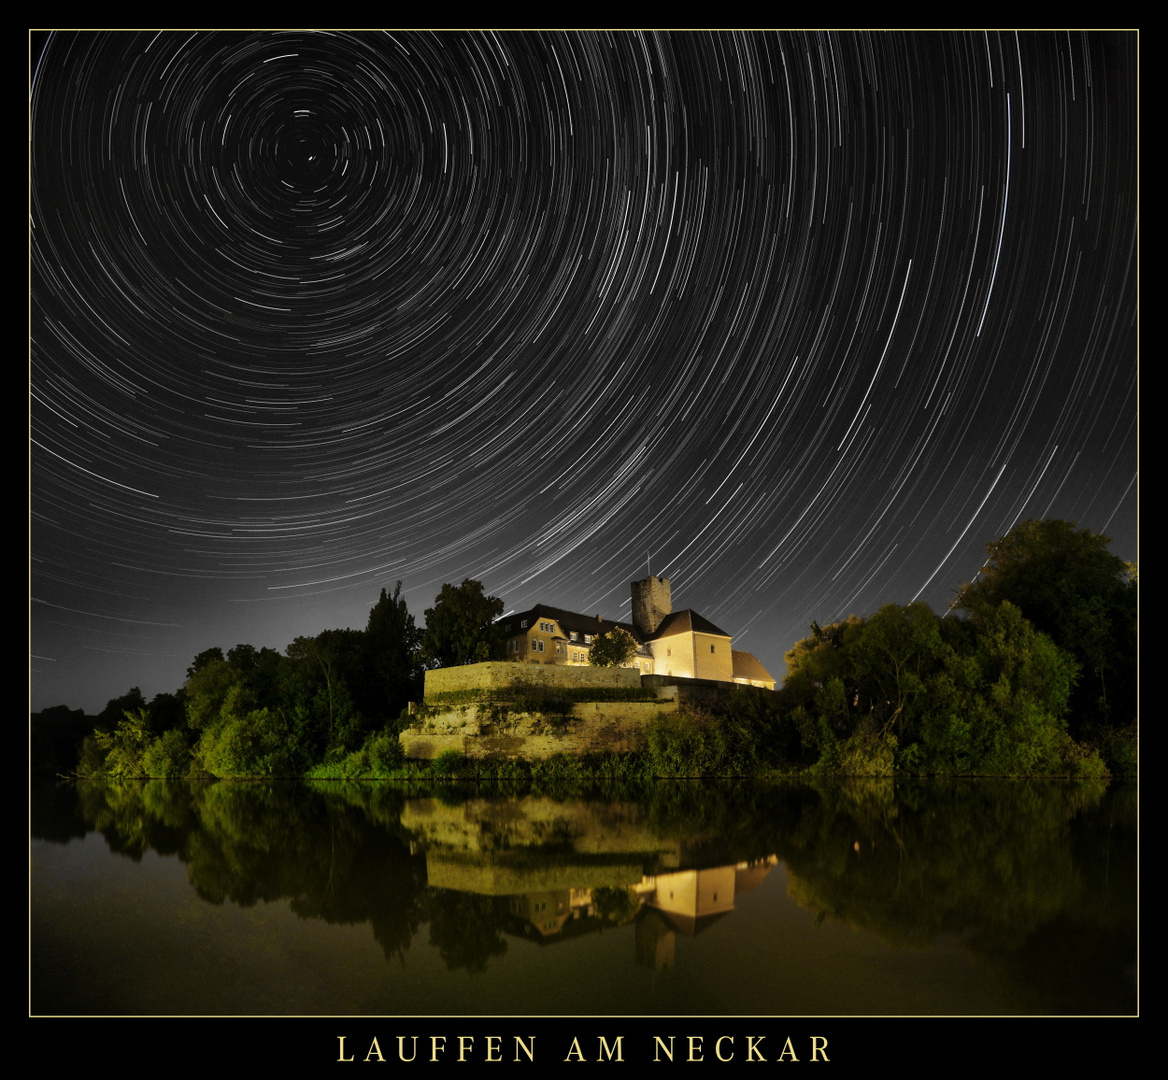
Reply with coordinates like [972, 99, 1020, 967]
[402, 796, 779, 967]
[635, 858, 778, 972]
[501, 860, 781, 964]
[498, 576, 774, 690]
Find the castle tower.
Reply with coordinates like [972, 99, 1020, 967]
[631, 575, 671, 637]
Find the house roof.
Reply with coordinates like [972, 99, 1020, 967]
[499, 604, 643, 644]
[731, 649, 775, 684]
[649, 609, 731, 640]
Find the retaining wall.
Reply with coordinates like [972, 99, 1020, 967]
[400, 698, 674, 760]
[424, 661, 640, 699]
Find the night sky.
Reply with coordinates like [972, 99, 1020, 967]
[31, 31, 1137, 715]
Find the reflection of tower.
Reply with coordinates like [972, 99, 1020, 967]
[631, 575, 671, 637]
[635, 908, 676, 971]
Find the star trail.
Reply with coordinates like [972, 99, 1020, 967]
[31, 31, 1137, 713]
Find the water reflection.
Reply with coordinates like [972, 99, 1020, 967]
[30, 778, 1136, 1015]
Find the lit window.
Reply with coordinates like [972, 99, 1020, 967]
[520, 619, 528, 628]
[570, 632, 578, 641]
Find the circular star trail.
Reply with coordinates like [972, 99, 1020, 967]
[31, 31, 1137, 712]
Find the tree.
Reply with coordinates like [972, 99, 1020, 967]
[954, 519, 1130, 633]
[588, 627, 637, 667]
[361, 582, 421, 721]
[285, 630, 366, 757]
[186, 647, 225, 679]
[421, 580, 504, 668]
[93, 707, 152, 777]
[954, 519, 1135, 730]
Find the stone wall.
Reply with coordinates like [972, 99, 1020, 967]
[423, 661, 640, 699]
[401, 698, 674, 761]
[641, 674, 748, 711]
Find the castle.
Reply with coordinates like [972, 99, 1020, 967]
[402, 576, 774, 761]
[496, 575, 774, 690]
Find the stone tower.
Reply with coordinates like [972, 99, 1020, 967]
[631, 575, 672, 637]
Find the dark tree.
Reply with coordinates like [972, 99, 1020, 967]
[186, 647, 225, 679]
[361, 582, 422, 723]
[421, 579, 504, 668]
[955, 519, 1136, 731]
[588, 627, 637, 667]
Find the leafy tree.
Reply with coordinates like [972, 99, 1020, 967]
[955, 519, 1129, 632]
[142, 728, 191, 777]
[146, 691, 186, 734]
[421, 579, 504, 668]
[361, 582, 422, 722]
[846, 603, 947, 744]
[954, 519, 1135, 730]
[588, 627, 637, 667]
[93, 707, 152, 777]
[96, 687, 147, 734]
[284, 630, 366, 758]
[186, 647, 225, 679]
[184, 658, 246, 731]
[226, 643, 283, 710]
[959, 602, 1079, 774]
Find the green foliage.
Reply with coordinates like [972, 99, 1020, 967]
[955, 518, 1136, 731]
[828, 728, 898, 776]
[1093, 725, 1137, 776]
[184, 658, 246, 731]
[141, 728, 191, 778]
[93, 708, 153, 778]
[588, 627, 637, 667]
[421, 579, 504, 668]
[196, 706, 297, 777]
[431, 748, 472, 777]
[96, 687, 147, 733]
[779, 592, 1089, 776]
[361, 582, 422, 722]
[76, 734, 108, 778]
[186, 647, 225, 679]
[284, 630, 368, 760]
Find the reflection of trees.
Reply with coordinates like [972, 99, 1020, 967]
[59, 779, 428, 965]
[592, 885, 638, 925]
[775, 778, 1136, 1005]
[425, 891, 509, 973]
[50, 776, 1135, 1009]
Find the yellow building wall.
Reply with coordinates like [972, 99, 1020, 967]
[652, 631, 732, 682]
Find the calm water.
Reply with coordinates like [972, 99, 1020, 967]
[30, 777, 1136, 1016]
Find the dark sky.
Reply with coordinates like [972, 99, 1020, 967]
[31, 31, 1137, 714]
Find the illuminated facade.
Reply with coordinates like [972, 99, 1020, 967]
[496, 576, 774, 690]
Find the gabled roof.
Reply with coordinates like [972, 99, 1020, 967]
[498, 604, 640, 643]
[731, 649, 774, 684]
[649, 609, 731, 640]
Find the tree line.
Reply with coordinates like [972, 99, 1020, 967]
[732, 518, 1136, 776]
[34, 519, 1136, 779]
[36, 579, 505, 779]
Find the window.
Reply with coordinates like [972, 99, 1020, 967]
[532, 639, 544, 652]
[520, 619, 528, 628]
[556, 641, 565, 654]
[711, 644, 716, 653]
[570, 632, 578, 641]
[540, 621, 555, 633]
[585, 635, 594, 644]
